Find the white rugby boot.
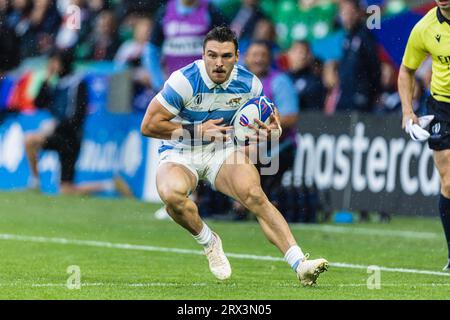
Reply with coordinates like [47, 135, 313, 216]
[204, 232, 232, 280]
[296, 254, 329, 286]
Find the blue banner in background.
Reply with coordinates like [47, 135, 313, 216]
[75, 112, 148, 199]
[373, 11, 423, 67]
[0, 59, 158, 200]
[0, 111, 152, 200]
[38, 151, 61, 195]
[0, 111, 53, 190]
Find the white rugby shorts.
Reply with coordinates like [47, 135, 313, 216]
[158, 142, 239, 190]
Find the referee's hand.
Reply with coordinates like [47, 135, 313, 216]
[402, 112, 435, 142]
[402, 111, 419, 130]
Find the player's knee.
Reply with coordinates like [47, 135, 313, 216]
[158, 184, 189, 210]
[161, 192, 187, 212]
[241, 185, 267, 210]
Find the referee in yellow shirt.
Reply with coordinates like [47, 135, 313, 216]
[399, 0, 450, 271]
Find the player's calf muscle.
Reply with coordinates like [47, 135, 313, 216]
[435, 151, 450, 197]
[441, 175, 450, 198]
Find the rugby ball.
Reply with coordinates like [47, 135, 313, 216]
[231, 96, 274, 144]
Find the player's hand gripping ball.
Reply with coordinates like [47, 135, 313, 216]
[231, 96, 276, 145]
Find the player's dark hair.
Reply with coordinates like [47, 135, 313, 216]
[203, 26, 239, 54]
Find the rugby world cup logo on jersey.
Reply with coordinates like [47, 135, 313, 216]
[190, 93, 203, 110]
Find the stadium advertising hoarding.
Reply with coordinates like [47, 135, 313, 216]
[74, 112, 147, 198]
[0, 111, 54, 190]
[0, 111, 160, 201]
[293, 112, 439, 216]
[1, 111, 439, 216]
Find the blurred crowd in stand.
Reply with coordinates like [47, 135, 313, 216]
[0, 0, 434, 222]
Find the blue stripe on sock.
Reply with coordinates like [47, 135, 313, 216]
[292, 259, 301, 271]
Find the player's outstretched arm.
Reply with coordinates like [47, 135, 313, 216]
[398, 64, 419, 128]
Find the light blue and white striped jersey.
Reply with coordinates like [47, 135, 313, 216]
[155, 59, 263, 152]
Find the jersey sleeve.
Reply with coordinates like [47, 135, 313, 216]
[155, 71, 192, 115]
[402, 23, 428, 70]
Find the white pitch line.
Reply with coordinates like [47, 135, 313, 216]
[289, 224, 440, 240]
[25, 282, 208, 288]
[0, 282, 449, 289]
[1, 233, 449, 278]
[332, 283, 450, 287]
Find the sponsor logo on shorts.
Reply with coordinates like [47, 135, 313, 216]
[432, 122, 441, 138]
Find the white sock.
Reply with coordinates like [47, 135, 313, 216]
[284, 245, 305, 271]
[193, 222, 213, 246]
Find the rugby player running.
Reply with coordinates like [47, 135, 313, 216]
[141, 26, 329, 285]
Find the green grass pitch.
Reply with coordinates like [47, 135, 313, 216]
[0, 191, 449, 300]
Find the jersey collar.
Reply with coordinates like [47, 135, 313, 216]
[198, 60, 238, 90]
[437, 7, 450, 25]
